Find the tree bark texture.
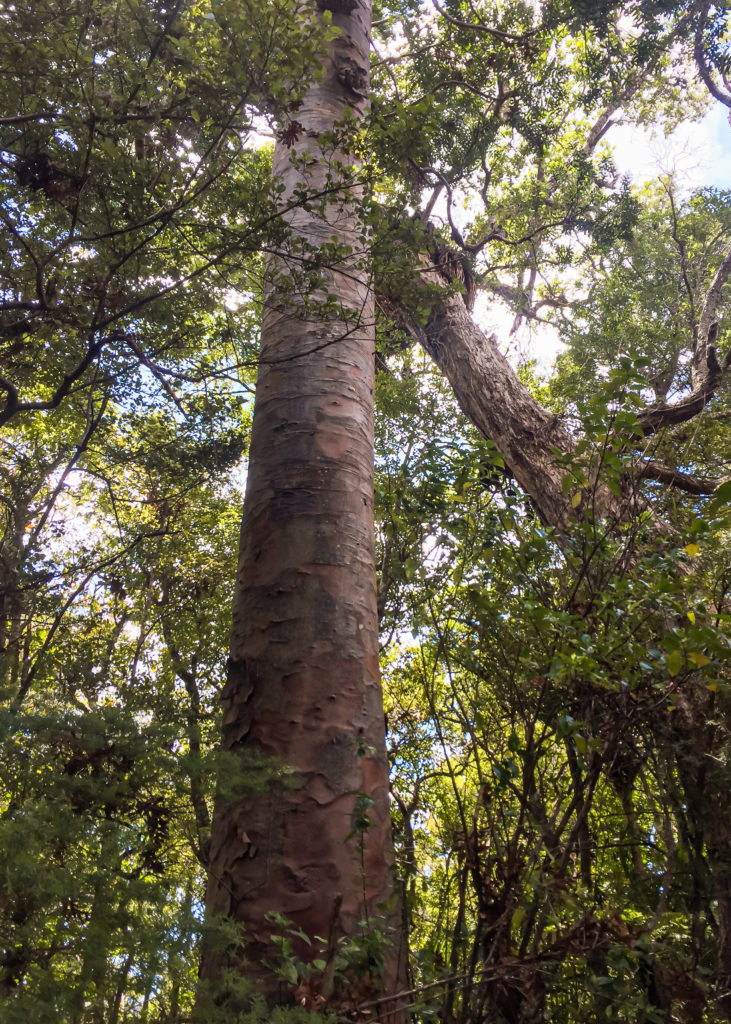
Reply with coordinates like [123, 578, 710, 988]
[405, 246, 729, 524]
[200, 0, 403, 1008]
[406, 262, 606, 530]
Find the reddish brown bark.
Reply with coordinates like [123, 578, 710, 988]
[198, 0, 404, 1012]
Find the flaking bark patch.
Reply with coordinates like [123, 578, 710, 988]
[314, 428, 354, 459]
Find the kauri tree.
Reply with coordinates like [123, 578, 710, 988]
[1, 1, 730, 1022]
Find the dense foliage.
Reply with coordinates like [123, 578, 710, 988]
[1, 1, 730, 1022]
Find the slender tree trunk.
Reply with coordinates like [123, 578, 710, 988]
[673, 691, 731, 1021]
[199, 0, 403, 1011]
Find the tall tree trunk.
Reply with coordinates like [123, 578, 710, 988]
[199, 0, 403, 1011]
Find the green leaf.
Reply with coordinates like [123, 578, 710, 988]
[666, 649, 683, 676]
[283, 960, 299, 985]
[712, 479, 731, 504]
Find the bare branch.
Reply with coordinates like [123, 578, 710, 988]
[125, 336, 188, 415]
[431, 0, 539, 43]
[0, 111, 55, 125]
[581, 5, 700, 159]
[634, 461, 722, 495]
[0, 335, 107, 428]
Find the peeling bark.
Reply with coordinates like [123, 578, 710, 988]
[199, 0, 404, 1011]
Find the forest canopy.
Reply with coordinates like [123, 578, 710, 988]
[1, 1, 730, 1023]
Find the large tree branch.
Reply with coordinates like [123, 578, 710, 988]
[635, 239, 731, 436]
[697, 243, 731, 362]
[388, 252, 726, 531]
[0, 335, 107, 428]
[633, 462, 722, 495]
[694, 2, 731, 109]
[637, 346, 731, 436]
[399, 258, 620, 530]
